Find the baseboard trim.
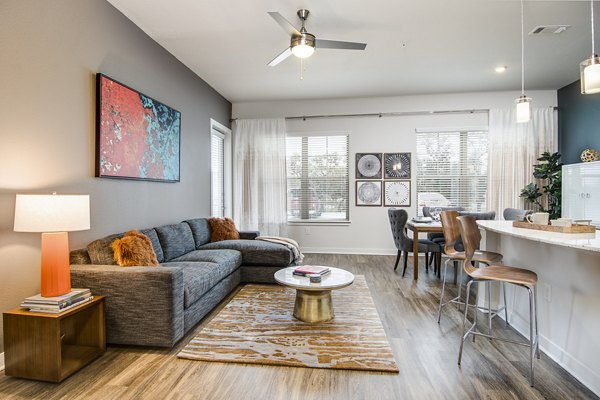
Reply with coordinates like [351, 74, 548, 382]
[503, 311, 600, 397]
[303, 248, 397, 256]
[0, 352, 4, 371]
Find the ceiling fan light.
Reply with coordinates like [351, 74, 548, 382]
[291, 33, 315, 59]
[515, 95, 532, 123]
[580, 56, 600, 94]
[291, 43, 315, 58]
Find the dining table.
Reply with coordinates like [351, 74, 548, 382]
[405, 219, 443, 280]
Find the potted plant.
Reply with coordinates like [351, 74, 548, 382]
[520, 151, 562, 220]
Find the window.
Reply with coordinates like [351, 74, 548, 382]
[210, 119, 231, 217]
[416, 129, 488, 213]
[286, 134, 349, 222]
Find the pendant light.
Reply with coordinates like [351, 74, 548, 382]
[515, 0, 531, 123]
[581, 0, 600, 94]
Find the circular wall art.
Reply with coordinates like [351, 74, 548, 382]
[356, 153, 382, 179]
[384, 180, 411, 207]
[384, 153, 411, 179]
[356, 180, 382, 206]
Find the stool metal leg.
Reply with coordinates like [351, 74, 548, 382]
[528, 286, 535, 386]
[503, 282, 509, 325]
[437, 258, 450, 323]
[456, 263, 463, 310]
[438, 258, 473, 323]
[458, 280, 474, 366]
[487, 281, 492, 332]
[534, 285, 540, 359]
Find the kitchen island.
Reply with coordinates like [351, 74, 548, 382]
[477, 220, 600, 396]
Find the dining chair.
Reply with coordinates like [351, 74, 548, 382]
[503, 208, 533, 221]
[456, 215, 539, 386]
[387, 209, 441, 277]
[458, 210, 496, 220]
[437, 211, 503, 325]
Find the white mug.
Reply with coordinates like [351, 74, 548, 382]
[527, 212, 549, 225]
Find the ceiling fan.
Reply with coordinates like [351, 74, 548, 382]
[267, 9, 367, 66]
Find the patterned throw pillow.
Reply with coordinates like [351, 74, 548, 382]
[208, 218, 240, 242]
[111, 230, 159, 267]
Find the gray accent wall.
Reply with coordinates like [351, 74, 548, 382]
[558, 80, 600, 165]
[0, 0, 231, 352]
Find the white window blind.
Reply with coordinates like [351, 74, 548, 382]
[211, 131, 225, 217]
[416, 130, 488, 213]
[286, 135, 349, 222]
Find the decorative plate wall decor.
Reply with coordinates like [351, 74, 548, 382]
[384, 153, 411, 179]
[384, 181, 411, 207]
[356, 153, 382, 179]
[356, 180, 382, 206]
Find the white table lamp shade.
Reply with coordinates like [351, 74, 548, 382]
[14, 194, 90, 232]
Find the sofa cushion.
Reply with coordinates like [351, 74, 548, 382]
[208, 218, 240, 242]
[155, 223, 196, 261]
[112, 231, 159, 267]
[184, 218, 211, 248]
[161, 260, 239, 308]
[140, 228, 164, 263]
[172, 249, 242, 271]
[70, 249, 92, 265]
[87, 233, 123, 265]
[198, 240, 293, 267]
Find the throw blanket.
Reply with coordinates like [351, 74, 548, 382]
[256, 236, 304, 263]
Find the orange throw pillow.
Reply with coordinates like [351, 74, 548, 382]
[208, 218, 240, 242]
[111, 230, 159, 267]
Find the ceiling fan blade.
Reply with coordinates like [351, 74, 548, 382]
[315, 38, 367, 50]
[268, 47, 293, 66]
[268, 12, 301, 37]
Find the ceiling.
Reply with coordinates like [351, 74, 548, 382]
[107, 0, 598, 102]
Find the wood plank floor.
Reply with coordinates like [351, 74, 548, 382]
[1, 254, 597, 400]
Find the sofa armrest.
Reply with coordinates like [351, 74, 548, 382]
[70, 264, 184, 347]
[239, 231, 260, 240]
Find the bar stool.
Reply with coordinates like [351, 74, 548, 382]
[456, 215, 540, 386]
[437, 211, 505, 326]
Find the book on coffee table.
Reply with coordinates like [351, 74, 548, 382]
[293, 265, 331, 277]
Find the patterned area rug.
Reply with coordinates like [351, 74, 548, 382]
[177, 275, 398, 373]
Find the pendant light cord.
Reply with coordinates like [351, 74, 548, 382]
[592, 0, 596, 56]
[521, 0, 525, 95]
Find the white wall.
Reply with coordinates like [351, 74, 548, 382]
[233, 91, 557, 254]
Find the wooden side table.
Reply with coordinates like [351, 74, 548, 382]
[3, 296, 106, 382]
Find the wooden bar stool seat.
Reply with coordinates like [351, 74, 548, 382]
[437, 211, 505, 325]
[456, 215, 540, 387]
[469, 265, 537, 286]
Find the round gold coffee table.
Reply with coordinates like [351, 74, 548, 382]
[274, 267, 354, 323]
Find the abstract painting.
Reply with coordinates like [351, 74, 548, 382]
[96, 73, 181, 182]
[384, 153, 411, 179]
[356, 180, 382, 206]
[356, 153, 382, 179]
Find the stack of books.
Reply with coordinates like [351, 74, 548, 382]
[293, 265, 331, 277]
[20, 288, 93, 313]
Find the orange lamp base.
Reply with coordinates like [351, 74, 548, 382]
[40, 232, 71, 297]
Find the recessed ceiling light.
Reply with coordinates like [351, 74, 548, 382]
[495, 66, 508, 73]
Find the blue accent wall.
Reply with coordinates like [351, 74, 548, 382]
[558, 80, 600, 164]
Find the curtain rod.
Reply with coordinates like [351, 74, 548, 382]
[231, 106, 557, 122]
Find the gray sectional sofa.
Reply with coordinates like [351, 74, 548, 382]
[69, 218, 295, 347]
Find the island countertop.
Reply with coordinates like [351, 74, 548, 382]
[476, 220, 600, 254]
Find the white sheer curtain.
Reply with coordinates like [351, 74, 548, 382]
[233, 118, 287, 236]
[487, 108, 556, 218]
